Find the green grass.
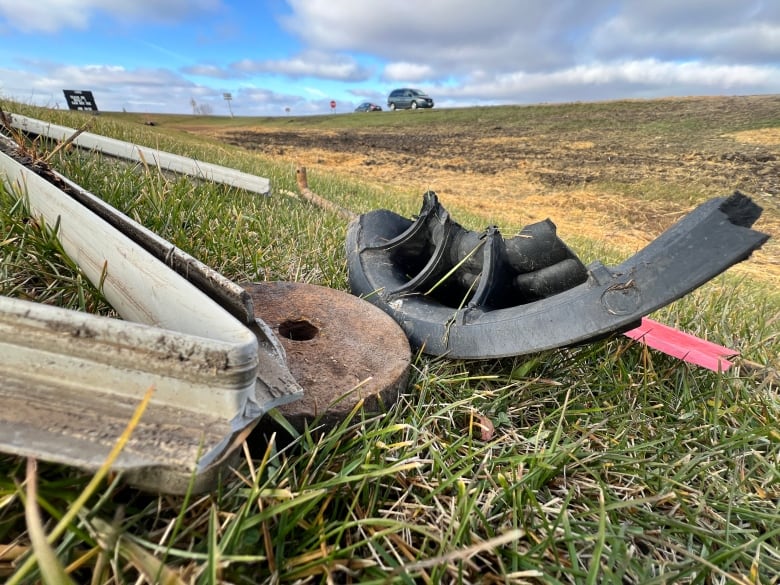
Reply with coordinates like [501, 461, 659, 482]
[109, 94, 780, 137]
[1, 101, 779, 584]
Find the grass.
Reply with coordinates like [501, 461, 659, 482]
[1, 100, 779, 584]
[113, 96, 780, 136]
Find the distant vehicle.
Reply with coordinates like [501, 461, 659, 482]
[355, 102, 383, 112]
[387, 88, 434, 110]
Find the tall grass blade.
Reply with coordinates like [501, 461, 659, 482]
[22, 459, 77, 585]
[8, 385, 155, 584]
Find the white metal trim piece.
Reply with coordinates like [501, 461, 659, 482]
[1, 148, 255, 366]
[0, 136, 300, 491]
[9, 113, 271, 196]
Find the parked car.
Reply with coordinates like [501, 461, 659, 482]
[387, 88, 434, 110]
[355, 102, 383, 112]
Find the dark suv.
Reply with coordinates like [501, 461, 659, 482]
[387, 88, 434, 110]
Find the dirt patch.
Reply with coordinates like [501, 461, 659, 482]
[203, 96, 780, 285]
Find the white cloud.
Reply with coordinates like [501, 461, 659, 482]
[0, 0, 220, 33]
[0, 0, 91, 32]
[304, 86, 326, 98]
[282, 0, 615, 74]
[232, 51, 371, 81]
[383, 62, 434, 83]
[0, 60, 205, 112]
[3, 0, 780, 115]
[444, 59, 778, 104]
[279, 0, 780, 84]
[278, 0, 780, 107]
[590, 1, 780, 63]
[182, 64, 234, 79]
[234, 87, 308, 113]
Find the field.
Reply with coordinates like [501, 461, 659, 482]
[168, 94, 780, 285]
[1, 96, 779, 584]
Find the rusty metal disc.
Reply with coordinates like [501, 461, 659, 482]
[243, 282, 411, 432]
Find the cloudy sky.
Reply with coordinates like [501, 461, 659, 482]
[0, 0, 778, 116]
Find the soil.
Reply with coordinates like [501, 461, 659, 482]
[197, 95, 780, 285]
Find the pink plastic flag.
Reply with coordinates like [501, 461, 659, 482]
[623, 317, 738, 372]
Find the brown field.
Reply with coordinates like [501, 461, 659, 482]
[187, 95, 780, 285]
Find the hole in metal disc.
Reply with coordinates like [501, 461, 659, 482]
[278, 319, 319, 341]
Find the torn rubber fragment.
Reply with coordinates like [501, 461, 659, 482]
[347, 191, 768, 359]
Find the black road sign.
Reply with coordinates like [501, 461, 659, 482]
[63, 90, 98, 111]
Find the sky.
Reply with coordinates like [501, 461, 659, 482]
[0, 0, 778, 116]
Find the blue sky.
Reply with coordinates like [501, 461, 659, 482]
[1, 0, 778, 116]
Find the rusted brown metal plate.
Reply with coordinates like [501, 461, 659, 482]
[244, 282, 411, 431]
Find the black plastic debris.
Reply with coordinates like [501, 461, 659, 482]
[346, 191, 769, 359]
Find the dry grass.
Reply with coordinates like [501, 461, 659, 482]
[207, 126, 780, 287]
[728, 127, 780, 146]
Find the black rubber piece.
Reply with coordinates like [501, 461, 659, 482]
[346, 191, 769, 359]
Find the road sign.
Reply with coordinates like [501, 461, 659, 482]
[63, 90, 98, 112]
[223, 93, 234, 117]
